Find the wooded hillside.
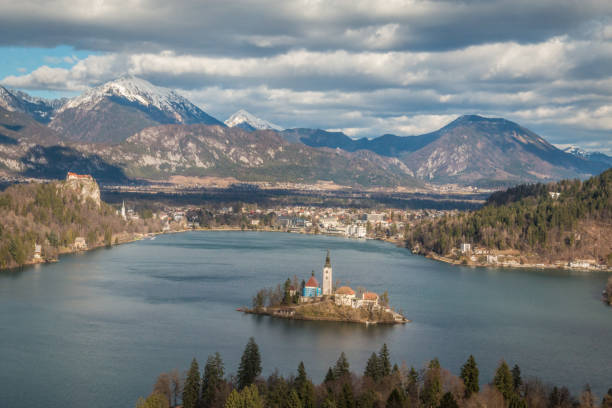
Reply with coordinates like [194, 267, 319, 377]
[406, 168, 612, 265]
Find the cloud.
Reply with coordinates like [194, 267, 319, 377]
[0, 0, 611, 152]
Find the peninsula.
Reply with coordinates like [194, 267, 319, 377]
[242, 251, 408, 325]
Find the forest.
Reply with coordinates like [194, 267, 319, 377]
[136, 338, 612, 408]
[0, 180, 161, 269]
[405, 169, 612, 264]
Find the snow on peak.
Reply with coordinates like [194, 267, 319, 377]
[225, 109, 282, 131]
[560, 144, 588, 157]
[58, 75, 202, 119]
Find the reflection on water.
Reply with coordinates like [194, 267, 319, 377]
[0, 231, 610, 408]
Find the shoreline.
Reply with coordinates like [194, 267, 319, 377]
[4, 225, 610, 275]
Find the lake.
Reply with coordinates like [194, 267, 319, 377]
[0, 231, 610, 407]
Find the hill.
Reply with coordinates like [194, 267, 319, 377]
[0, 176, 160, 269]
[82, 124, 422, 188]
[405, 168, 612, 268]
[49, 76, 224, 143]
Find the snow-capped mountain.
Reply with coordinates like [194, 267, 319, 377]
[561, 144, 612, 166]
[50, 75, 224, 143]
[0, 85, 66, 123]
[225, 109, 282, 131]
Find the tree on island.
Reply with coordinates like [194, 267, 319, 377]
[182, 358, 200, 408]
[237, 337, 262, 389]
[460, 355, 480, 398]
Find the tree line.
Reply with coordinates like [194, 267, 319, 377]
[405, 169, 612, 264]
[136, 338, 612, 408]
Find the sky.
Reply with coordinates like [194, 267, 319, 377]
[0, 0, 611, 153]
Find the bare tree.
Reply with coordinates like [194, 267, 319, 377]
[170, 368, 183, 407]
[153, 372, 172, 407]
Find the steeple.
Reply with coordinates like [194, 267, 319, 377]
[322, 249, 332, 296]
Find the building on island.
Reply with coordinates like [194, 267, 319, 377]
[302, 273, 322, 297]
[322, 250, 333, 295]
[334, 286, 356, 306]
[360, 292, 379, 306]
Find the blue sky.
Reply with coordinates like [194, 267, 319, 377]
[0, 0, 611, 153]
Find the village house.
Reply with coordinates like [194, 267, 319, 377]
[66, 172, 93, 181]
[460, 243, 472, 254]
[74, 237, 87, 250]
[33, 244, 42, 260]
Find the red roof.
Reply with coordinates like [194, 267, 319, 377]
[363, 292, 379, 301]
[336, 286, 355, 295]
[305, 276, 319, 288]
[67, 172, 93, 180]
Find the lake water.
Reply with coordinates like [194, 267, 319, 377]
[0, 231, 610, 407]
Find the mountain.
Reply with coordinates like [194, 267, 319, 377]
[281, 128, 438, 156]
[284, 115, 608, 187]
[0, 85, 66, 124]
[49, 75, 224, 144]
[80, 124, 420, 188]
[225, 109, 283, 131]
[562, 145, 612, 166]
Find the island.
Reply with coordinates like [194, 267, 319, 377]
[240, 250, 409, 324]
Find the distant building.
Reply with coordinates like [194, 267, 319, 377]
[366, 213, 385, 223]
[121, 201, 126, 220]
[486, 254, 498, 264]
[460, 243, 471, 254]
[359, 292, 379, 307]
[322, 250, 333, 296]
[66, 172, 93, 181]
[549, 192, 561, 200]
[33, 244, 42, 260]
[302, 273, 322, 297]
[334, 286, 356, 306]
[320, 217, 338, 228]
[74, 237, 87, 250]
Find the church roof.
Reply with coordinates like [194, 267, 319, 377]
[336, 286, 355, 295]
[305, 275, 319, 288]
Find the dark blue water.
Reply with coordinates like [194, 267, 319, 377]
[0, 231, 610, 407]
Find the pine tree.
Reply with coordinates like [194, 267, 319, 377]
[182, 358, 200, 408]
[439, 392, 459, 408]
[333, 352, 350, 379]
[493, 360, 514, 401]
[364, 353, 380, 381]
[378, 343, 391, 377]
[295, 362, 315, 408]
[237, 337, 262, 389]
[509, 394, 527, 408]
[201, 353, 224, 408]
[421, 359, 442, 408]
[338, 382, 355, 408]
[460, 355, 480, 398]
[406, 366, 419, 402]
[386, 388, 408, 408]
[511, 364, 522, 394]
[287, 389, 304, 408]
[324, 367, 335, 383]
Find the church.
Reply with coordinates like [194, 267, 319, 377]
[301, 250, 333, 298]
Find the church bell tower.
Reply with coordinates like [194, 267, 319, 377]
[322, 249, 333, 295]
